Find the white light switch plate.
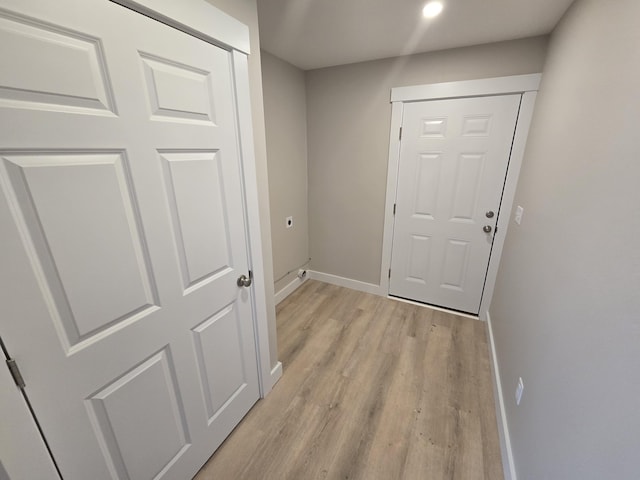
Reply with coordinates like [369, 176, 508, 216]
[515, 377, 524, 405]
[514, 205, 524, 225]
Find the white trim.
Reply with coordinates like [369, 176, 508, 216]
[275, 275, 308, 305]
[231, 51, 276, 397]
[391, 74, 541, 102]
[379, 101, 404, 296]
[478, 90, 537, 317]
[110, 0, 250, 53]
[381, 75, 541, 316]
[270, 361, 283, 387]
[308, 270, 383, 296]
[486, 312, 517, 480]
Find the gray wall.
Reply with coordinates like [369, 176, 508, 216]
[306, 37, 549, 285]
[261, 51, 310, 293]
[490, 1, 640, 478]
[204, 0, 278, 367]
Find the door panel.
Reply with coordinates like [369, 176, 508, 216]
[192, 304, 248, 422]
[140, 52, 217, 125]
[0, 12, 115, 115]
[161, 151, 232, 292]
[450, 153, 485, 221]
[2, 152, 158, 351]
[413, 153, 441, 217]
[390, 95, 520, 314]
[0, 1, 259, 478]
[87, 348, 190, 480]
[441, 239, 470, 290]
[407, 234, 431, 283]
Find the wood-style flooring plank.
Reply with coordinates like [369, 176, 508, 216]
[194, 280, 503, 480]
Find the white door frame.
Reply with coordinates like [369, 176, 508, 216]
[380, 74, 541, 320]
[0, 1, 275, 478]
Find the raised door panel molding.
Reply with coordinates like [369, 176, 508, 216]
[160, 151, 233, 294]
[420, 117, 447, 138]
[87, 347, 190, 479]
[141, 52, 217, 125]
[440, 239, 471, 291]
[0, 151, 159, 353]
[192, 304, 248, 424]
[413, 153, 441, 219]
[449, 153, 485, 223]
[0, 11, 116, 115]
[461, 115, 492, 137]
[406, 235, 431, 285]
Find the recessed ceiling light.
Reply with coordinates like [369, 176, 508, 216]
[422, 1, 443, 18]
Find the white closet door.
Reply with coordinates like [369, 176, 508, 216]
[0, 1, 259, 478]
[390, 95, 520, 314]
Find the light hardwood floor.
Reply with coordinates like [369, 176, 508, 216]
[195, 280, 504, 480]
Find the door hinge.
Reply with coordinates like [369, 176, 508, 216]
[6, 358, 25, 389]
[399, 127, 403, 140]
[388, 268, 391, 279]
[393, 203, 396, 215]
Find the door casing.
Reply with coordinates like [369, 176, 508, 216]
[0, 1, 276, 478]
[380, 74, 541, 320]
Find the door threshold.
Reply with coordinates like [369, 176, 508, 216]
[387, 295, 480, 320]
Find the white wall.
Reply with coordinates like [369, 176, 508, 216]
[205, 0, 279, 368]
[489, 0, 640, 478]
[306, 37, 549, 285]
[261, 51, 310, 294]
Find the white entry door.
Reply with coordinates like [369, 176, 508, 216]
[389, 95, 521, 314]
[0, 1, 259, 479]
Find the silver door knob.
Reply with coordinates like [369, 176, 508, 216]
[483, 225, 492, 233]
[486, 211, 495, 218]
[237, 272, 252, 287]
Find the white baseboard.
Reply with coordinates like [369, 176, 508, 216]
[308, 270, 383, 296]
[269, 361, 282, 388]
[274, 275, 308, 305]
[486, 311, 517, 480]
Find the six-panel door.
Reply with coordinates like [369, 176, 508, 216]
[0, 1, 259, 478]
[389, 95, 521, 314]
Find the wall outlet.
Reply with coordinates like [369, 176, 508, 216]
[515, 377, 524, 405]
[285, 216, 293, 228]
[514, 205, 524, 225]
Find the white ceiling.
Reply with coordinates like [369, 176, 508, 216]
[257, 0, 575, 70]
